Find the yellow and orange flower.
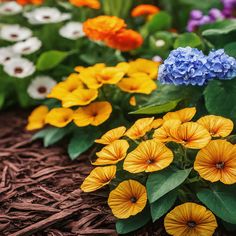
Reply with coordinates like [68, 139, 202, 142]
[81, 165, 116, 192]
[164, 202, 217, 236]
[73, 101, 112, 127]
[95, 126, 126, 145]
[163, 107, 196, 123]
[69, 0, 100, 9]
[108, 180, 147, 219]
[93, 140, 129, 165]
[62, 88, 98, 107]
[105, 29, 143, 51]
[124, 140, 173, 173]
[83, 15, 126, 41]
[150, 118, 163, 129]
[197, 115, 233, 138]
[45, 108, 74, 128]
[194, 140, 236, 184]
[26, 105, 48, 131]
[117, 75, 157, 94]
[16, 0, 43, 5]
[131, 4, 160, 17]
[125, 117, 154, 140]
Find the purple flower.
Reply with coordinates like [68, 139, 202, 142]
[221, 0, 236, 17]
[190, 10, 203, 20]
[209, 8, 225, 20]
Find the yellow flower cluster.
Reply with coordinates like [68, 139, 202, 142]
[81, 107, 236, 224]
[26, 59, 159, 130]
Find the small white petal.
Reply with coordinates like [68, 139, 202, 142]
[59, 21, 84, 40]
[155, 39, 166, 47]
[0, 46, 20, 65]
[0, 2, 22, 15]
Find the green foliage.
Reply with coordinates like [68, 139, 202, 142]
[174, 33, 203, 49]
[197, 183, 236, 224]
[147, 167, 192, 203]
[116, 207, 151, 234]
[224, 42, 236, 57]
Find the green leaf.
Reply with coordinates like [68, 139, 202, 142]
[130, 99, 180, 115]
[147, 167, 192, 203]
[197, 183, 236, 224]
[150, 190, 177, 222]
[146, 11, 172, 33]
[174, 33, 202, 49]
[36, 50, 69, 71]
[204, 80, 236, 121]
[116, 207, 151, 234]
[224, 42, 236, 57]
[0, 91, 5, 109]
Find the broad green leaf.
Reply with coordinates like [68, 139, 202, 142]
[204, 80, 236, 121]
[174, 33, 202, 49]
[130, 99, 180, 115]
[197, 183, 236, 224]
[116, 207, 151, 234]
[150, 190, 177, 222]
[147, 167, 192, 203]
[36, 50, 69, 71]
[224, 42, 236, 57]
[32, 128, 51, 140]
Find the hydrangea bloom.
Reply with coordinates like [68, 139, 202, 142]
[158, 47, 209, 86]
[206, 49, 236, 80]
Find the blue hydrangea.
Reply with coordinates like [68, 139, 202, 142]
[206, 49, 236, 80]
[158, 47, 209, 86]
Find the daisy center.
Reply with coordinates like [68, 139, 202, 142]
[5, 8, 12, 12]
[43, 15, 51, 20]
[10, 34, 18, 39]
[130, 197, 137, 203]
[14, 67, 23, 74]
[4, 57, 10, 61]
[37, 86, 47, 94]
[23, 47, 31, 52]
[216, 161, 225, 169]
[187, 220, 196, 228]
[73, 31, 80, 35]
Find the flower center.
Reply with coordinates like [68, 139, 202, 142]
[23, 47, 31, 52]
[187, 221, 196, 228]
[14, 67, 23, 74]
[43, 15, 51, 20]
[37, 86, 47, 94]
[10, 34, 18, 39]
[130, 197, 137, 203]
[147, 159, 155, 164]
[5, 8, 12, 12]
[4, 57, 10, 61]
[73, 31, 80, 35]
[216, 162, 225, 169]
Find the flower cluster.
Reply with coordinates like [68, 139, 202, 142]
[83, 15, 143, 51]
[222, 0, 236, 17]
[81, 107, 236, 235]
[158, 47, 236, 85]
[26, 59, 159, 130]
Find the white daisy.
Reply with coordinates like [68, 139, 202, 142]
[59, 22, 85, 40]
[0, 24, 32, 42]
[0, 1, 22, 15]
[0, 47, 19, 65]
[24, 7, 71, 25]
[27, 76, 57, 99]
[12, 37, 42, 55]
[4, 58, 35, 79]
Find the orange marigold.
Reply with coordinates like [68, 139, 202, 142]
[16, 0, 43, 5]
[106, 29, 143, 51]
[83, 15, 126, 41]
[131, 4, 160, 17]
[69, 0, 100, 9]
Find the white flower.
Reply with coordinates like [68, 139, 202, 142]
[0, 47, 19, 65]
[27, 76, 57, 99]
[59, 22, 85, 40]
[152, 55, 162, 63]
[0, 24, 32, 42]
[12, 37, 42, 55]
[24, 7, 71, 25]
[0, 2, 22, 15]
[4, 58, 35, 78]
[155, 39, 165, 47]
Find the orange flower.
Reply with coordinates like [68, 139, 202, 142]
[16, 0, 43, 5]
[131, 4, 160, 17]
[151, 118, 163, 129]
[105, 29, 143, 51]
[129, 96, 137, 106]
[83, 15, 126, 41]
[69, 0, 100, 9]
[73, 101, 112, 127]
[194, 140, 236, 184]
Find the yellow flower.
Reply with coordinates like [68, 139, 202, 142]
[128, 58, 160, 79]
[81, 166, 116, 192]
[197, 115, 233, 138]
[62, 88, 98, 107]
[116, 62, 130, 74]
[129, 96, 137, 106]
[163, 107, 196, 123]
[150, 118, 163, 129]
[170, 122, 211, 149]
[95, 126, 126, 145]
[108, 180, 147, 219]
[47, 73, 84, 100]
[93, 140, 129, 165]
[125, 117, 154, 140]
[26, 105, 48, 131]
[164, 202, 217, 236]
[45, 108, 74, 128]
[194, 140, 236, 184]
[73, 101, 112, 127]
[117, 75, 157, 94]
[124, 140, 173, 173]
